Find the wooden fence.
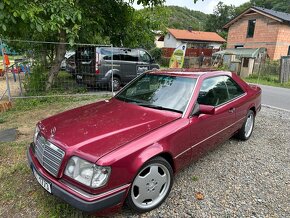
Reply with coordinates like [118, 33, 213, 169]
[280, 56, 290, 83]
[162, 48, 219, 58]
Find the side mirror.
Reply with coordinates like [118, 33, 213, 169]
[199, 104, 215, 115]
[150, 58, 155, 63]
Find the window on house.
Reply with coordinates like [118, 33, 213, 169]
[235, 45, 244, 48]
[288, 46, 290, 56]
[247, 19, 256, 38]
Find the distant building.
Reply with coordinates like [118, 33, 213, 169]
[154, 30, 165, 48]
[224, 6, 290, 60]
[162, 28, 226, 49]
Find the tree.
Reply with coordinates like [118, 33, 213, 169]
[165, 6, 207, 31]
[205, 2, 235, 38]
[236, 0, 290, 14]
[252, 0, 290, 13]
[0, 0, 165, 91]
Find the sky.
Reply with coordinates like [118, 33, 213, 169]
[132, 0, 250, 14]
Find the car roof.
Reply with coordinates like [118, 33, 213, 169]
[148, 68, 232, 78]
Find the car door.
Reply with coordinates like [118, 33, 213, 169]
[224, 76, 247, 126]
[189, 76, 237, 161]
[137, 50, 151, 76]
[120, 49, 139, 83]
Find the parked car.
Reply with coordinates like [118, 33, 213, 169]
[27, 69, 261, 214]
[74, 47, 159, 90]
[59, 51, 75, 71]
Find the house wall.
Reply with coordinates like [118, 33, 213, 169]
[164, 33, 180, 48]
[155, 36, 164, 48]
[208, 43, 223, 49]
[275, 23, 290, 59]
[164, 33, 224, 49]
[227, 13, 290, 60]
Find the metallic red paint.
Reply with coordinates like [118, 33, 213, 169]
[28, 70, 261, 213]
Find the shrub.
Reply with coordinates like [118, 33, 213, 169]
[160, 57, 170, 68]
[23, 65, 48, 95]
[149, 47, 162, 63]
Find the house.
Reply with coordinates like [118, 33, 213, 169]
[153, 30, 165, 48]
[163, 28, 226, 49]
[224, 6, 290, 60]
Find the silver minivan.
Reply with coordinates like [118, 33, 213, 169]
[75, 47, 160, 90]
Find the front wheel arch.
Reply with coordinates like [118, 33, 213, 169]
[235, 109, 255, 141]
[130, 146, 175, 181]
[126, 156, 174, 213]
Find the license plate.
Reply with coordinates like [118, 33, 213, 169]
[33, 169, 52, 193]
[77, 75, 83, 79]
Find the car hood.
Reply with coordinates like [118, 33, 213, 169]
[39, 98, 181, 162]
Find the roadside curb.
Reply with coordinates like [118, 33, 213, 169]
[262, 104, 290, 113]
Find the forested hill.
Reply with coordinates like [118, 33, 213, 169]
[165, 6, 208, 31]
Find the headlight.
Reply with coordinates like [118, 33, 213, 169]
[64, 156, 111, 188]
[33, 125, 40, 144]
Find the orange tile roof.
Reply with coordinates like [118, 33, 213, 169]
[168, 28, 226, 43]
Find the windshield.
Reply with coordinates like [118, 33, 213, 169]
[115, 73, 197, 113]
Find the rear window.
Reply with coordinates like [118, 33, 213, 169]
[76, 47, 95, 61]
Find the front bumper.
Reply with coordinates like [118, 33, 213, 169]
[27, 145, 129, 213]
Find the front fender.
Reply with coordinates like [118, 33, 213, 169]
[130, 143, 165, 175]
[96, 141, 172, 189]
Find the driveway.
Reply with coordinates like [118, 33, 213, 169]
[260, 84, 290, 111]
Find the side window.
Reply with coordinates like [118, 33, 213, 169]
[100, 48, 122, 61]
[198, 76, 229, 106]
[139, 50, 151, 63]
[224, 76, 245, 99]
[122, 50, 138, 62]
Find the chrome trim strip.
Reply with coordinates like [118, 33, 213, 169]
[60, 180, 130, 200]
[214, 93, 246, 108]
[182, 76, 200, 118]
[35, 135, 65, 177]
[174, 117, 245, 159]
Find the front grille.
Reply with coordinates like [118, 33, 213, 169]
[35, 134, 65, 177]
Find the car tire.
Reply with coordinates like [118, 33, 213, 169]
[236, 110, 255, 141]
[109, 77, 121, 91]
[126, 156, 173, 213]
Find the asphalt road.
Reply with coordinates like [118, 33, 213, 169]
[259, 84, 290, 111]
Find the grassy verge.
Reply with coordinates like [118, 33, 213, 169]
[244, 74, 290, 89]
[0, 96, 109, 217]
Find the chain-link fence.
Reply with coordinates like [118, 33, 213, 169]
[1, 39, 119, 100]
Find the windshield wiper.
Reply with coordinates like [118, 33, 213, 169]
[116, 95, 137, 103]
[137, 103, 183, 114]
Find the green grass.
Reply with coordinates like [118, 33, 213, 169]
[5, 95, 103, 113]
[245, 74, 290, 89]
[0, 96, 110, 217]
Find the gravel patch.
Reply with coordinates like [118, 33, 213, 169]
[114, 107, 290, 217]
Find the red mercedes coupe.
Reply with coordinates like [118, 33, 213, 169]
[27, 69, 261, 214]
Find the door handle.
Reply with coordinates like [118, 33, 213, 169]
[228, 108, 235, 113]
